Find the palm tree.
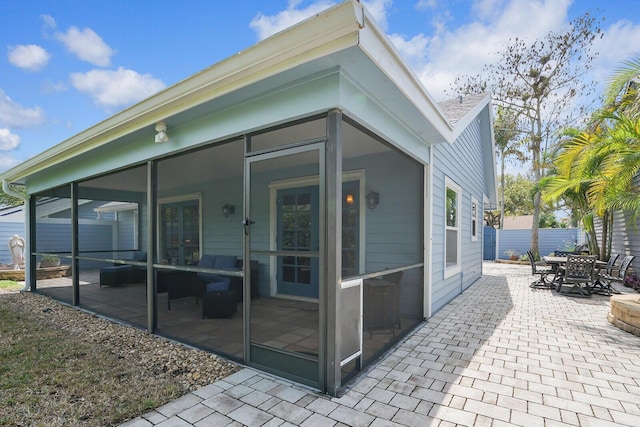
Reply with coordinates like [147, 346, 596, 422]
[494, 106, 525, 228]
[544, 112, 640, 259]
[600, 55, 640, 218]
[542, 128, 606, 258]
[596, 114, 640, 216]
[544, 55, 640, 260]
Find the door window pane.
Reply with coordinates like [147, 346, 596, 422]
[341, 180, 359, 278]
[275, 186, 319, 298]
[160, 200, 199, 266]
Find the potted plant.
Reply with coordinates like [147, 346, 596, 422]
[40, 255, 60, 268]
[506, 249, 519, 261]
[623, 273, 640, 291]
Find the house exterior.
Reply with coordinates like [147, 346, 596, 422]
[601, 211, 640, 262]
[0, 1, 497, 396]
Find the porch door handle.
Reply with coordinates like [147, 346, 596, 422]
[243, 217, 255, 235]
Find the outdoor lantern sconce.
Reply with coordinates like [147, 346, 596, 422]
[154, 122, 169, 144]
[365, 191, 379, 210]
[222, 204, 235, 217]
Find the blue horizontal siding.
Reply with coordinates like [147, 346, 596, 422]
[431, 117, 486, 313]
[0, 222, 25, 265]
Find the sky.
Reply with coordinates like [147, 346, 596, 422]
[1, 0, 640, 174]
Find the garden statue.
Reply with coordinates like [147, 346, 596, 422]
[9, 234, 25, 270]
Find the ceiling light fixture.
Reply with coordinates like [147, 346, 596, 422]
[154, 122, 169, 144]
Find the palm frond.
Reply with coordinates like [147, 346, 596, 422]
[605, 55, 640, 106]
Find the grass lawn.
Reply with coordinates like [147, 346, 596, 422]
[0, 281, 22, 291]
[0, 292, 185, 426]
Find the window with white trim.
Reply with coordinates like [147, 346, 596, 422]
[471, 197, 479, 242]
[445, 178, 461, 277]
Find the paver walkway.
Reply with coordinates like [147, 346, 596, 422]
[122, 262, 640, 426]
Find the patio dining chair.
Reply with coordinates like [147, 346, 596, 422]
[574, 244, 590, 254]
[604, 253, 621, 274]
[551, 250, 576, 284]
[588, 253, 619, 295]
[596, 255, 635, 296]
[554, 250, 574, 257]
[527, 251, 554, 289]
[559, 254, 598, 297]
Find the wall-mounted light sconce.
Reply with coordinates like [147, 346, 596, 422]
[346, 194, 354, 206]
[222, 204, 235, 217]
[365, 191, 379, 210]
[154, 122, 169, 144]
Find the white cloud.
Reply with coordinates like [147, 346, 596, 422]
[0, 89, 46, 128]
[388, 33, 428, 66]
[40, 14, 57, 31]
[488, 0, 569, 36]
[69, 67, 165, 110]
[590, 19, 640, 86]
[385, 0, 578, 100]
[471, 0, 508, 22]
[42, 79, 67, 94]
[415, 0, 437, 11]
[55, 26, 115, 67]
[249, 0, 393, 40]
[250, 1, 337, 40]
[361, 0, 392, 31]
[0, 154, 20, 172]
[7, 44, 50, 71]
[0, 128, 20, 150]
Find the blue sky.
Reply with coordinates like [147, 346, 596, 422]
[1, 0, 639, 173]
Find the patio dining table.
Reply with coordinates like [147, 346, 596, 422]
[541, 255, 606, 292]
[542, 255, 570, 266]
[542, 255, 607, 268]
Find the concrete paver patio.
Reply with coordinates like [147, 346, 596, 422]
[122, 262, 640, 426]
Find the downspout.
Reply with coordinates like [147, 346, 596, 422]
[2, 179, 29, 292]
[2, 179, 25, 201]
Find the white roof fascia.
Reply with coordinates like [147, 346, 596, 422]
[484, 101, 499, 205]
[356, 7, 453, 143]
[0, 1, 364, 185]
[357, 7, 494, 146]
